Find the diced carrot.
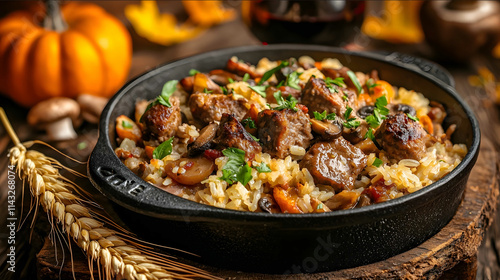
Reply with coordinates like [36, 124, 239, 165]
[273, 186, 302, 214]
[419, 114, 434, 135]
[314, 61, 322, 70]
[358, 93, 372, 104]
[116, 115, 142, 143]
[145, 145, 155, 159]
[371, 80, 394, 103]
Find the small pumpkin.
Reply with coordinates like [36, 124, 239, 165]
[0, 1, 132, 107]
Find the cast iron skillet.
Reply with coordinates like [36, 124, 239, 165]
[88, 45, 480, 274]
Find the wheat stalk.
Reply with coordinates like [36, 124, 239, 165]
[1, 108, 220, 280]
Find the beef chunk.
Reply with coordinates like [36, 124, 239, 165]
[189, 93, 249, 125]
[301, 78, 355, 119]
[257, 109, 313, 159]
[300, 138, 367, 192]
[375, 112, 428, 161]
[213, 114, 261, 160]
[140, 97, 182, 142]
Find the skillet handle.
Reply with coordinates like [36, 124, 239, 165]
[383, 52, 454, 88]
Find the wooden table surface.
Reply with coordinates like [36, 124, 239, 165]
[1, 2, 500, 279]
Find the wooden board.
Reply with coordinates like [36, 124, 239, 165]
[35, 138, 498, 279]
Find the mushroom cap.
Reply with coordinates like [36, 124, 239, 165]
[27, 97, 80, 127]
[77, 94, 109, 123]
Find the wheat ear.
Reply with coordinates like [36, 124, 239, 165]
[1, 108, 220, 280]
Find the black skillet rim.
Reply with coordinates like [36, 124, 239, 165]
[89, 44, 480, 225]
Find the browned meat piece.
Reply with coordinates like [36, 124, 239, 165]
[257, 109, 313, 159]
[189, 93, 249, 125]
[300, 138, 367, 192]
[226, 57, 262, 79]
[140, 97, 182, 142]
[301, 77, 355, 118]
[375, 112, 428, 161]
[265, 85, 302, 104]
[213, 114, 262, 160]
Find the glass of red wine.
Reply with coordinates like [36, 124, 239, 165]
[241, 0, 365, 46]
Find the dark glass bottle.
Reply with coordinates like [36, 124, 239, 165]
[242, 0, 365, 45]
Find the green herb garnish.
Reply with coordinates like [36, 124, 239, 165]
[242, 73, 250, 82]
[313, 110, 336, 121]
[140, 80, 178, 122]
[286, 71, 301, 90]
[365, 96, 389, 128]
[317, 203, 323, 210]
[241, 117, 256, 129]
[228, 78, 235, 84]
[249, 85, 268, 98]
[372, 157, 383, 167]
[77, 142, 87, 150]
[407, 113, 419, 122]
[343, 107, 360, 129]
[364, 128, 382, 150]
[122, 120, 133, 129]
[325, 77, 346, 88]
[219, 148, 253, 185]
[221, 86, 228, 95]
[347, 70, 363, 94]
[258, 61, 289, 85]
[153, 137, 174, 160]
[251, 135, 260, 142]
[366, 78, 380, 90]
[255, 162, 271, 173]
[189, 69, 200, 76]
[272, 91, 298, 112]
[203, 88, 213, 94]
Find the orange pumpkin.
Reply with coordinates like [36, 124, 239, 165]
[0, 1, 132, 107]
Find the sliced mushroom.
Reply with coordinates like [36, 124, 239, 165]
[310, 118, 342, 140]
[187, 123, 218, 157]
[209, 69, 242, 85]
[258, 194, 281, 214]
[27, 97, 80, 141]
[165, 157, 216, 186]
[226, 57, 261, 78]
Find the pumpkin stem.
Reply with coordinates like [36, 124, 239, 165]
[43, 0, 67, 32]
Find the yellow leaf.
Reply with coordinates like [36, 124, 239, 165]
[125, 1, 205, 46]
[183, 0, 236, 27]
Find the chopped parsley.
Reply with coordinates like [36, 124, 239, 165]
[255, 162, 271, 173]
[241, 117, 256, 129]
[286, 71, 301, 90]
[343, 107, 360, 129]
[258, 61, 289, 85]
[347, 70, 363, 94]
[221, 86, 228, 95]
[228, 78, 235, 84]
[272, 91, 298, 112]
[364, 128, 382, 150]
[342, 93, 348, 102]
[365, 96, 389, 128]
[77, 142, 87, 150]
[122, 120, 133, 129]
[249, 85, 268, 98]
[219, 148, 253, 185]
[251, 135, 260, 142]
[153, 137, 174, 160]
[140, 80, 178, 122]
[407, 113, 419, 122]
[316, 203, 323, 210]
[189, 69, 200, 76]
[366, 78, 380, 90]
[372, 157, 383, 167]
[325, 77, 346, 88]
[203, 88, 213, 94]
[313, 110, 336, 121]
[242, 73, 250, 82]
